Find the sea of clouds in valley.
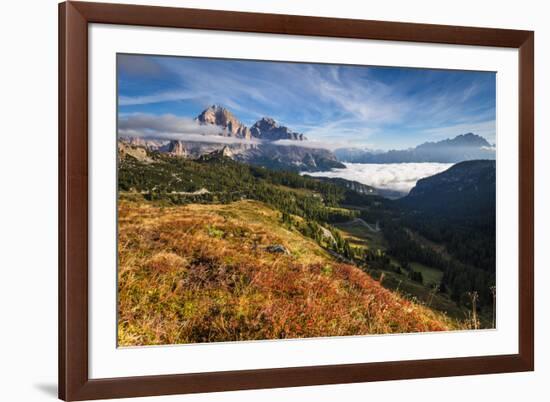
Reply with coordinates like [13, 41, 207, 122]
[307, 162, 454, 194]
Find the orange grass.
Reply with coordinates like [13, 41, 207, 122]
[118, 199, 452, 346]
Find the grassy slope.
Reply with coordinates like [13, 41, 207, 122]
[118, 199, 454, 346]
[333, 220, 468, 321]
[374, 265, 466, 321]
[410, 262, 444, 286]
[333, 219, 386, 250]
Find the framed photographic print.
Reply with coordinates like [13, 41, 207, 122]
[59, 1, 534, 400]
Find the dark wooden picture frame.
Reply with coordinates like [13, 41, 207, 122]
[59, 1, 534, 400]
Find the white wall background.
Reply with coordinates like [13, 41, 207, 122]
[0, 0, 546, 401]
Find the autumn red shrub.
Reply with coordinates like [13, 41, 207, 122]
[118, 200, 452, 346]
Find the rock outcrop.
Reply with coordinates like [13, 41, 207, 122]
[250, 117, 306, 141]
[166, 140, 188, 157]
[196, 104, 251, 139]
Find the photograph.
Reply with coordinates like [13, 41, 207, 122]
[116, 54, 497, 347]
[1, 0, 543, 401]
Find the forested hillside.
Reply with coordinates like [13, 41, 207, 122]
[397, 160, 496, 307]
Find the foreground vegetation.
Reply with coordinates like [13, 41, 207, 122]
[118, 199, 454, 346]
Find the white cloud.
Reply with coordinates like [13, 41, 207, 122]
[118, 113, 262, 145]
[119, 113, 219, 135]
[306, 162, 453, 193]
[119, 91, 200, 106]
[271, 138, 368, 151]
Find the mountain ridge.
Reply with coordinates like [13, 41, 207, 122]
[250, 117, 307, 141]
[399, 159, 496, 218]
[195, 105, 307, 142]
[119, 105, 342, 172]
[335, 133, 495, 164]
[195, 104, 251, 139]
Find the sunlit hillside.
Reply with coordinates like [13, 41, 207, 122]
[118, 199, 455, 346]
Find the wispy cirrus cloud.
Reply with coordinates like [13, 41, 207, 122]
[117, 54, 496, 150]
[119, 90, 201, 106]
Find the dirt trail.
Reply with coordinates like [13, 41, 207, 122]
[345, 218, 380, 232]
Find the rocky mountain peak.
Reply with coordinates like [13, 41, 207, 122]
[219, 145, 234, 158]
[127, 136, 148, 147]
[251, 117, 306, 141]
[255, 117, 278, 129]
[451, 132, 492, 147]
[167, 140, 188, 157]
[117, 141, 153, 163]
[196, 104, 232, 123]
[196, 105, 251, 140]
[417, 133, 492, 151]
[198, 145, 235, 162]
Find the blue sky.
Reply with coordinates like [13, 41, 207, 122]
[118, 54, 496, 150]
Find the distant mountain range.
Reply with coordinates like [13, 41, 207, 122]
[335, 133, 495, 164]
[120, 105, 342, 172]
[120, 104, 496, 173]
[194, 105, 307, 141]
